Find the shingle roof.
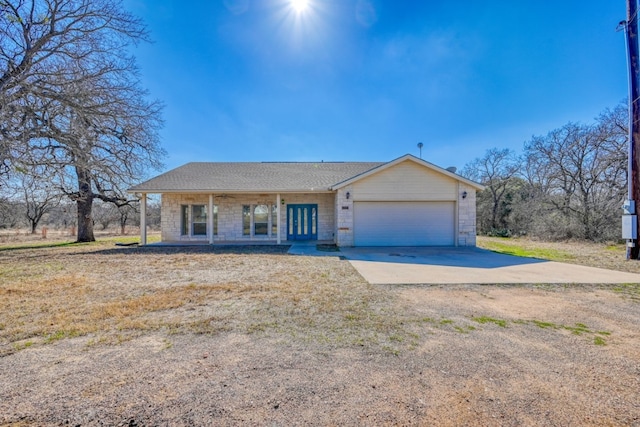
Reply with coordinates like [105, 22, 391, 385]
[129, 161, 385, 193]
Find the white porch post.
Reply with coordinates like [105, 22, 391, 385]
[276, 193, 281, 244]
[208, 194, 214, 245]
[455, 183, 460, 247]
[140, 193, 147, 246]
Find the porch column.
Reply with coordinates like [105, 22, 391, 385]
[276, 193, 281, 244]
[140, 193, 147, 246]
[455, 182, 460, 247]
[208, 194, 214, 245]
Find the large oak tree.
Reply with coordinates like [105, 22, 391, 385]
[0, 0, 164, 241]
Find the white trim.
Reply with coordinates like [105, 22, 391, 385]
[128, 189, 336, 195]
[276, 193, 281, 244]
[140, 193, 147, 245]
[455, 182, 460, 247]
[208, 194, 214, 245]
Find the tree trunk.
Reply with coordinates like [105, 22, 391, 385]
[76, 197, 95, 242]
[490, 188, 499, 230]
[582, 192, 592, 240]
[491, 202, 499, 230]
[28, 205, 45, 235]
[76, 166, 95, 242]
[120, 216, 126, 235]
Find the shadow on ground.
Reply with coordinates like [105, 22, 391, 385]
[76, 245, 293, 257]
[339, 246, 546, 269]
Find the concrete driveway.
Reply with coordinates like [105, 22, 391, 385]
[338, 246, 640, 285]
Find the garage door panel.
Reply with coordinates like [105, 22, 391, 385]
[354, 201, 455, 246]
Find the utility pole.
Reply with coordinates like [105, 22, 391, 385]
[622, 0, 640, 259]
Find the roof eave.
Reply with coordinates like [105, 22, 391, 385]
[127, 188, 336, 194]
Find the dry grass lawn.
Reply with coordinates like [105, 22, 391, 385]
[1, 241, 401, 357]
[478, 235, 640, 274]
[0, 236, 639, 425]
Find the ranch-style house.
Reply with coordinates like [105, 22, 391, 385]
[128, 154, 484, 247]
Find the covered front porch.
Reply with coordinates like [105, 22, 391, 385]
[140, 239, 338, 256]
[137, 192, 336, 246]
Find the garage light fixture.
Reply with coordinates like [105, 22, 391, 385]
[462, 191, 468, 199]
[346, 192, 350, 199]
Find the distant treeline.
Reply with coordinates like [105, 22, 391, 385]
[461, 102, 627, 242]
[0, 199, 160, 234]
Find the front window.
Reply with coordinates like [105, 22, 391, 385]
[180, 204, 217, 237]
[254, 205, 268, 235]
[242, 205, 251, 236]
[192, 205, 207, 235]
[180, 205, 189, 236]
[311, 206, 317, 235]
[272, 205, 278, 236]
[243, 204, 278, 237]
[288, 207, 293, 235]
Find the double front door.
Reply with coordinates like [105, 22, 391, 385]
[287, 204, 318, 241]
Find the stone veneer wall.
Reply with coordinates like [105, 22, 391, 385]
[335, 186, 354, 247]
[457, 184, 477, 246]
[161, 193, 335, 242]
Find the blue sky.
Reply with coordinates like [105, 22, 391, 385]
[124, 0, 628, 173]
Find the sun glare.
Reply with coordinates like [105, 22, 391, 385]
[290, 0, 309, 13]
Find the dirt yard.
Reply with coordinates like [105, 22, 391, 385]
[1, 239, 639, 426]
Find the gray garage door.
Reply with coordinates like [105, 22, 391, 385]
[353, 201, 455, 246]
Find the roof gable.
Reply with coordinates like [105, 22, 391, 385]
[331, 154, 484, 190]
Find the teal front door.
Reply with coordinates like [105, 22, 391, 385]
[287, 204, 318, 241]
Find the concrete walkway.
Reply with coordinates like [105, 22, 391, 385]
[287, 241, 338, 256]
[337, 247, 640, 285]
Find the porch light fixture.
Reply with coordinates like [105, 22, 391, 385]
[346, 192, 350, 199]
[462, 191, 468, 199]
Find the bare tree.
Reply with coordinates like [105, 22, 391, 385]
[0, 196, 22, 229]
[12, 169, 61, 233]
[91, 201, 136, 233]
[117, 202, 137, 234]
[92, 201, 118, 230]
[31, 70, 164, 241]
[0, 0, 164, 242]
[461, 148, 521, 234]
[44, 201, 76, 230]
[524, 119, 626, 240]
